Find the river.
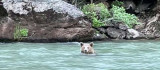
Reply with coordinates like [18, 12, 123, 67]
[0, 40, 160, 70]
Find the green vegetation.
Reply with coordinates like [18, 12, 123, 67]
[82, 0, 139, 28]
[111, 5, 139, 28]
[20, 29, 28, 37]
[82, 3, 110, 27]
[70, 0, 93, 7]
[111, 0, 124, 7]
[110, 0, 139, 28]
[14, 24, 28, 40]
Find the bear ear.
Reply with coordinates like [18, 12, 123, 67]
[80, 42, 83, 47]
[90, 42, 94, 47]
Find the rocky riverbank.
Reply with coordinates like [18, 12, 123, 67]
[0, 0, 160, 42]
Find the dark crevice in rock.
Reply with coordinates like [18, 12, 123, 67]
[0, 38, 15, 43]
[0, 2, 8, 17]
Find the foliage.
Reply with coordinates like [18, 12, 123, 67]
[111, 0, 124, 7]
[14, 24, 28, 40]
[70, 0, 86, 8]
[81, 1, 139, 28]
[110, 5, 139, 28]
[82, 3, 110, 27]
[70, 0, 93, 7]
[20, 29, 28, 37]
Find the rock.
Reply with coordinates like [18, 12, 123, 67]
[135, 0, 157, 13]
[106, 20, 128, 30]
[124, 0, 136, 14]
[134, 22, 145, 31]
[96, 21, 129, 39]
[0, 0, 94, 42]
[127, 29, 139, 38]
[92, 30, 108, 40]
[113, 22, 128, 30]
[126, 31, 146, 39]
[137, 19, 160, 39]
[0, 4, 8, 17]
[106, 27, 126, 39]
[2, 0, 89, 28]
[2, 0, 84, 18]
[118, 23, 128, 30]
[97, 28, 106, 34]
[0, 21, 14, 39]
[92, 33, 108, 40]
[126, 29, 146, 39]
[27, 28, 94, 42]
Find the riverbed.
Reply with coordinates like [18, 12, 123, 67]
[0, 40, 160, 70]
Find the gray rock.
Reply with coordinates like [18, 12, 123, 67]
[118, 23, 128, 30]
[127, 29, 139, 38]
[106, 27, 126, 39]
[92, 30, 108, 40]
[0, 0, 95, 42]
[106, 20, 128, 30]
[0, 21, 14, 39]
[2, 0, 84, 18]
[27, 28, 94, 42]
[97, 28, 106, 34]
[137, 21, 160, 39]
[126, 29, 146, 39]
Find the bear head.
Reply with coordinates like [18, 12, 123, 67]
[80, 42, 94, 54]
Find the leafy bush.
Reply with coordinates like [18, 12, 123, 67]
[82, 1, 139, 28]
[14, 24, 28, 40]
[20, 29, 28, 37]
[110, 5, 139, 28]
[111, 0, 124, 7]
[82, 3, 110, 27]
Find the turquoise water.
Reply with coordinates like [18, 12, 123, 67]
[0, 40, 160, 70]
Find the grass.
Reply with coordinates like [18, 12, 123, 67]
[14, 24, 28, 40]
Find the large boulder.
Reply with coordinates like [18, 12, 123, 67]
[135, 13, 160, 39]
[106, 27, 126, 39]
[0, 17, 14, 40]
[96, 21, 145, 39]
[126, 29, 146, 39]
[0, 0, 94, 42]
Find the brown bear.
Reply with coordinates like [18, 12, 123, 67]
[80, 42, 95, 54]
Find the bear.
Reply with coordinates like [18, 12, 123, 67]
[80, 42, 95, 54]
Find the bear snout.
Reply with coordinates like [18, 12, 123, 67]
[84, 50, 88, 53]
